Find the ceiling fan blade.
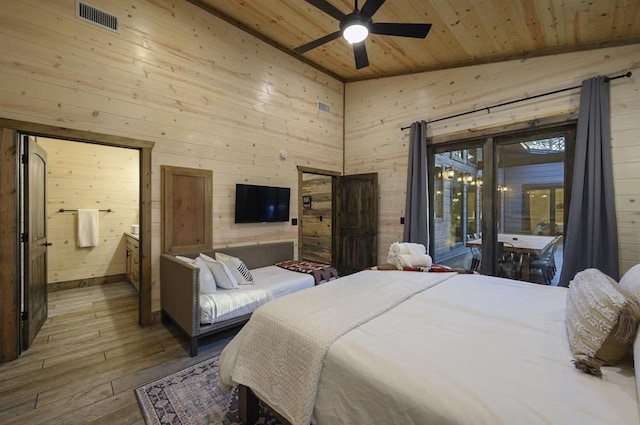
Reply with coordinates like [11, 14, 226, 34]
[294, 31, 342, 54]
[359, 0, 386, 19]
[304, 0, 347, 21]
[370, 22, 432, 38]
[353, 41, 369, 69]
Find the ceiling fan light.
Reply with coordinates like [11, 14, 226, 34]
[343, 24, 368, 44]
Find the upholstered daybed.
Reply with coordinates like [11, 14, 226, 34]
[160, 241, 316, 356]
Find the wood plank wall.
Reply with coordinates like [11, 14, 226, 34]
[0, 0, 343, 311]
[36, 137, 139, 285]
[344, 44, 640, 274]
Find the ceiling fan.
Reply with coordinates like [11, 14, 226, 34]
[294, 0, 432, 69]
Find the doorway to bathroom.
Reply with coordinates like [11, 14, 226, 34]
[0, 118, 153, 361]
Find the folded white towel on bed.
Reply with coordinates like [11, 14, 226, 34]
[388, 242, 426, 257]
[397, 252, 433, 268]
[388, 242, 429, 267]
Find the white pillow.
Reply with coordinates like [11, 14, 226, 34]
[192, 257, 217, 294]
[619, 264, 640, 305]
[175, 255, 195, 265]
[215, 252, 255, 285]
[200, 253, 238, 289]
[634, 329, 640, 412]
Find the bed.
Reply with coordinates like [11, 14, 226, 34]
[219, 268, 640, 425]
[160, 242, 317, 356]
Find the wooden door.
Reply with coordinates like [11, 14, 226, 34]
[23, 135, 49, 351]
[161, 166, 213, 254]
[335, 173, 378, 275]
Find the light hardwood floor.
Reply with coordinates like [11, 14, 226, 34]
[0, 282, 236, 424]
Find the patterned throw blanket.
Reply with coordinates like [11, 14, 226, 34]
[368, 263, 475, 274]
[275, 260, 338, 284]
[219, 271, 457, 425]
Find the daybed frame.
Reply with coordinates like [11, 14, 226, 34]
[159, 241, 294, 356]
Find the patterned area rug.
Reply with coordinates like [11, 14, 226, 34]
[135, 356, 281, 425]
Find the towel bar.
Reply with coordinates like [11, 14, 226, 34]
[58, 208, 113, 212]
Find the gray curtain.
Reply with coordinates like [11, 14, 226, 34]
[403, 120, 429, 249]
[559, 76, 618, 286]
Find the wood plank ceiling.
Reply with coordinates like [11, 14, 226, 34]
[189, 0, 640, 82]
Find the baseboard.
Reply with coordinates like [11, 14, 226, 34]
[48, 274, 128, 292]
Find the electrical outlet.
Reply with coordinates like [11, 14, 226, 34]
[291, 218, 298, 226]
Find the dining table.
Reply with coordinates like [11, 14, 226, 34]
[466, 233, 557, 281]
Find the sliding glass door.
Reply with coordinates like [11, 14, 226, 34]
[429, 125, 574, 285]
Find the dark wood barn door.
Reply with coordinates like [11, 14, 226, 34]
[335, 173, 378, 275]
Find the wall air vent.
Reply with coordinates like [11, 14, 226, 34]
[317, 102, 331, 113]
[76, 1, 118, 32]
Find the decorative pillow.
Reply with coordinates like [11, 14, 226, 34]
[619, 264, 640, 305]
[192, 257, 217, 294]
[566, 268, 640, 371]
[634, 330, 640, 409]
[200, 253, 238, 289]
[175, 255, 195, 265]
[215, 252, 255, 285]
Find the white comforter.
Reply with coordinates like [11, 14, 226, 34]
[199, 265, 314, 324]
[220, 270, 455, 425]
[314, 274, 639, 425]
[220, 271, 640, 425]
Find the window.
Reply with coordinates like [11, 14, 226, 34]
[520, 137, 565, 154]
[434, 166, 443, 219]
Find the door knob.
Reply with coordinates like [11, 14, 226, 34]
[43, 242, 53, 247]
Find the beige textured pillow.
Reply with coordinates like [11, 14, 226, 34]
[566, 268, 640, 366]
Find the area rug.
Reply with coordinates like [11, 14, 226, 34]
[135, 355, 282, 425]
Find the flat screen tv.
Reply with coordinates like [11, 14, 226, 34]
[235, 183, 291, 223]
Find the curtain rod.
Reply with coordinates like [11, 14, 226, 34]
[400, 71, 633, 131]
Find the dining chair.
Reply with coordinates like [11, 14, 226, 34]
[496, 242, 522, 280]
[470, 246, 482, 271]
[529, 236, 561, 285]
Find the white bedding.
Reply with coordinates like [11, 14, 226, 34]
[199, 265, 314, 324]
[314, 273, 640, 425]
[220, 271, 455, 425]
[219, 270, 640, 425]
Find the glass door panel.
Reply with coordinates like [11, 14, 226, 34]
[433, 147, 483, 270]
[529, 189, 551, 234]
[496, 137, 565, 284]
[555, 188, 564, 236]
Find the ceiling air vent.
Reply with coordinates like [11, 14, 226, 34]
[76, 1, 118, 32]
[317, 102, 331, 113]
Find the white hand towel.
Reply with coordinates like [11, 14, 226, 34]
[387, 242, 400, 265]
[77, 209, 99, 247]
[388, 242, 427, 267]
[388, 242, 407, 257]
[398, 253, 433, 268]
[404, 243, 427, 255]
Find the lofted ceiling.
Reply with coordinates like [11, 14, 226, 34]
[188, 0, 640, 82]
